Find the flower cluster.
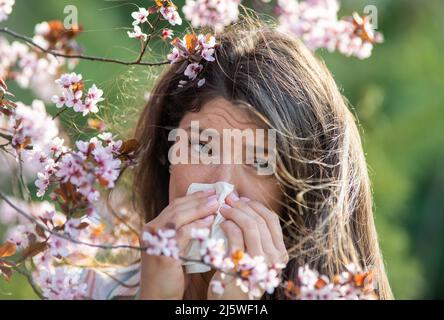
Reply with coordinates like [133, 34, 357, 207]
[127, 2, 182, 42]
[141, 226, 284, 299]
[158, 1, 183, 26]
[0, 84, 67, 180]
[0, 20, 82, 101]
[1, 192, 141, 298]
[0, 0, 14, 22]
[51, 73, 104, 116]
[6, 100, 59, 151]
[142, 226, 180, 259]
[33, 20, 82, 60]
[0, 0, 386, 300]
[284, 264, 377, 300]
[191, 228, 285, 299]
[167, 33, 217, 87]
[277, 0, 383, 59]
[35, 133, 123, 202]
[34, 265, 88, 300]
[182, 0, 241, 33]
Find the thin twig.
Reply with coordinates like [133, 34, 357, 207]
[0, 132, 33, 150]
[136, 15, 161, 63]
[0, 132, 12, 140]
[0, 191, 283, 291]
[12, 266, 46, 299]
[0, 27, 169, 67]
[0, 190, 144, 251]
[52, 107, 68, 120]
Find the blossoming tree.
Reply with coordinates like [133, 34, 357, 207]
[0, 0, 381, 299]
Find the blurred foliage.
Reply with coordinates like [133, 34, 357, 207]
[1, 0, 443, 299]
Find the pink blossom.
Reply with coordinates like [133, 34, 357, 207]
[201, 48, 215, 62]
[210, 280, 225, 295]
[53, 73, 104, 116]
[51, 92, 67, 108]
[55, 73, 82, 88]
[66, 89, 84, 111]
[161, 29, 174, 40]
[184, 62, 203, 80]
[64, 218, 83, 238]
[7, 100, 59, 150]
[80, 100, 98, 116]
[167, 47, 182, 64]
[131, 7, 149, 25]
[127, 25, 147, 41]
[34, 266, 88, 300]
[160, 6, 182, 26]
[34, 21, 50, 37]
[198, 34, 216, 49]
[191, 227, 210, 241]
[0, 0, 14, 22]
[167, 33, 216, 87]
[85, 84, 104, 105]
[48, 236, 71, 258]
[47, 135, 123, 203]
[35, 172, 50, 197]
[287, 263, 377, 300]
[69, 73, 83, 84]
[0, 32, 65, 101]
[6, 224, 33, 248]
[182, 0, 241, 32]
[276, 0, 383, 59]
[142, 228, 180, 259]
[200, 238, 226, 267]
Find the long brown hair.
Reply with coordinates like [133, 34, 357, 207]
[133, 15, 393, 299]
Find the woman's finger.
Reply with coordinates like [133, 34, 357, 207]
[220, 219, 245, 255]
[227, 197, 279, 261]
[176, 214, 215, 256]
[226, 193, 286, 254]
[170, 189, 216, 206]
[219, 204, 264, 257]
[246, 200, 287, 254]
[154, 193, 219, 230]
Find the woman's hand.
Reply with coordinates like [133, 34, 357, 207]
[207, 193, 289, 300]
[139, 189, 219, 299]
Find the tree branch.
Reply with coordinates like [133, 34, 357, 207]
[0, 190, 285, 298]
[0, 27, 170, 67]
[0, 191, 239, 276]
[136, 15, 161, 63]
[0, 190, 144, 251]
[12, 265, 46, 300]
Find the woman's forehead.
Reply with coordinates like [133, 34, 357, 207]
[179, 97, 262, 131]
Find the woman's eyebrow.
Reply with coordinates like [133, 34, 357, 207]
[253, 145, 269, 154]
[183, 125, 270, 151]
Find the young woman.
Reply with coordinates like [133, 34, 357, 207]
[132, 17, 393, 300]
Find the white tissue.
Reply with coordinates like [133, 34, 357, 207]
[182, 181, 234, 274]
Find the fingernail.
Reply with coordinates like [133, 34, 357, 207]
[227, 193, 239, 202]
[207, 195, 218, 207]
[240, 197, 251, 202]
[220, 203, 231, 212]
[203, 215, 215, 221]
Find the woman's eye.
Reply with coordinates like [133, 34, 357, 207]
[249, 158, 269, 170]
[189, 140, 212, 155]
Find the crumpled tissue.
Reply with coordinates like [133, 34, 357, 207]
[181, 181, 234, 274]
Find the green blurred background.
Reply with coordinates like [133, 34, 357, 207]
[1, 0, 443, 299]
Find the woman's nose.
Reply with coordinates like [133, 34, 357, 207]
[209, 164, 237, 186]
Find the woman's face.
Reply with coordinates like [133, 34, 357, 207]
[168, 97, 282, 213]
